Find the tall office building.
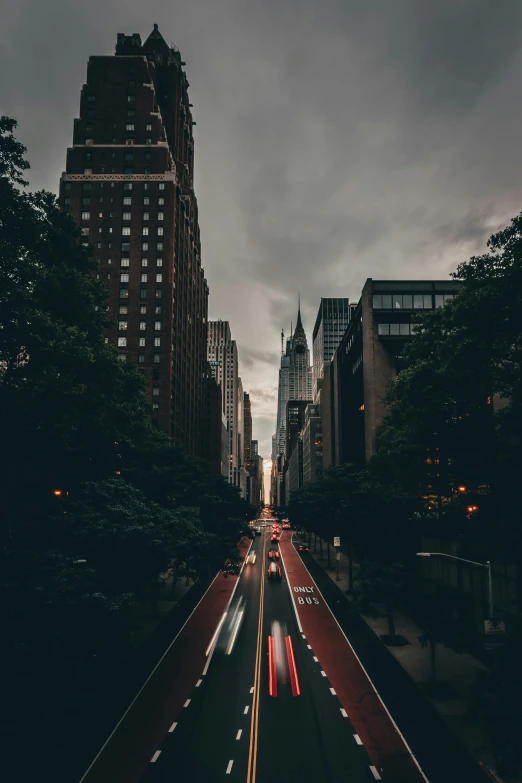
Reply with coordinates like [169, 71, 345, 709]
[207, 320, 238, 484]
[59, 26, 208, 458]
[312, 298, 350, 402]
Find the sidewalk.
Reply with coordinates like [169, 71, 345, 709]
[308, 536, 500, 781]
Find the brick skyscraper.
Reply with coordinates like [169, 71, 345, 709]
[59, 25, 209, 458]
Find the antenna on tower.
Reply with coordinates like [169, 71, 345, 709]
[298, 292, 300, 313]
[290, 321, 293, 337]
[281, 328, 284, 355]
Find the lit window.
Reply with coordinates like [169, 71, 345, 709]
[84, 168, 92, 174]
[143, 227, 149, 236]
[154, 321, 161, 330]
[142, 242, 149, 251]
[107, 273, 111, 279]
[85, 138, 94, 145]
[156, 258, 162, 267]
[144, 183, 150, 191]
[121, 258, 129, 267]
[159, 183, 165, 191]
[146, 123, 152, 131]
[158, 197, 164, 205]
[139, 321, 146, 330]
[119, 289, 129, 298]
[140, 305, 147, 314]
[158, 212, 164, 221]
[153, 354, 160, 363]
[123, 212, 131, 221]
[154, 337, 161, 346]
[126, 124, 135, 131]
[118, 321, 128, 331]
[141, 258, 148, 267]
[143, 212, 149, 221]
[157, 227, 163, 236]
[141, 273, 148, 282]
[156, 273, 162, 282]
[152, 387, 159, 396]
[118, 337, 127, 347]
[139, 337, 145, 347]
[155, 288, 162, 299]
[119, 306, 128, 314]
[81, 212, 90, 221]
[123, 197, 131, 207]
[138, 354, 145, 363]
[81, 227, 89, 236]
[152, 403, 159, 411]
[155, 306, 161, 314]
[143, 197, 150, 206]
[122, 227, 130, 236]
[120, 272, 129, 282]
[157, 242, 163, 251]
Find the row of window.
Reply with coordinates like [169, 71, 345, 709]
[119, 289, 162, 299]
[377, 323, 417, 336]
[119, 305, 161, 315]
[121, 242, 164, 252]
[373, 293, 455, 310]
[117, 336, 162, 351]
[118, 320, 162, 330]
[120, 258, 163, 267]
[65, 182, 165, 192]
[81, 212, 164, 222]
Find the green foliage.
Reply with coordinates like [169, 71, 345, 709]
[352, 561, 408, 637]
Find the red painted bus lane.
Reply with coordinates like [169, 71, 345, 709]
[280, 534, 428, 783]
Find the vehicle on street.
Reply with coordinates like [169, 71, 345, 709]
[268, 562, 282, 580]
[282, 523, 291, 529]
[246, 553, 257, 564]
[270, 535, 279, 543]
[295, 540, 309, 552]
[268, 550, 280, 560]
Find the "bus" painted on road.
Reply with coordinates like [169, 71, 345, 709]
[293, 586, 320, 604]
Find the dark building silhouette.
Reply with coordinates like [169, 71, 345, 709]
[59, 25, 209, 459]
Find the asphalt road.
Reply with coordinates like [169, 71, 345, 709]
[139, 518, 376, 783]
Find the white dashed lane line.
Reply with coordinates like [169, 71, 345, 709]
[244, 705, 249, 714]
[307, 644, 311, 649]
[340, 708, 348, 718]
[354, 734, 363, 745]
[236, 729, 242, 740]
[313, 656, 318, 662]
[226, 760, 234, 774]
[370, 766, 382, 780]
[250, 686, 254, 693]
[151, 751, 161, 763]
[168, 722, 177, 733]
[195, 679, 202, 687]
[329, 687, 337, 696]
[320, 671, 327, 677]
[183, 699, 191, 707]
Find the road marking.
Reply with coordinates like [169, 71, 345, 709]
[330, 687, 337, 695]
[354, 734, 362, 745]
[151, 751, 161, 763]
[244, 705, 249, 714]
[183, 699, 191, 707]
[196, 679, 202, 687]
[307, 644, 311, 649]
[226, 760, 234, 774]
[279, 544, 303, 633]
[313, 656, 318, 662]
[340, 708, 348, 718]
[293, 552, 430, 782]
[236, 729, 242, 740]
[320, 670, 326, 677]
[370, 767, 382, 780]
[250, 687, 254, 693]
[168, 722, 177, 732]
[302, 634, 306, 639]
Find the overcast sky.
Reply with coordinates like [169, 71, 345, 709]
[3, 0, 522, 463]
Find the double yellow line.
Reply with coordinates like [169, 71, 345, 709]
[247, 532, 266, 783]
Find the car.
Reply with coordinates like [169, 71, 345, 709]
[246, 553, 257, 565]
[268, 550, 280, 560]
[268, 562, 282, 580]
[282, 523, 291, 529]
[295, 540, 309, 552]
[270, 535, 279, 543]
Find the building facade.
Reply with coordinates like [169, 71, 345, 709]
[302, 403, 322, 484]
[60, 26, 208, 458]
[312, 298, 350, 402]
[207, 320, 238, 484]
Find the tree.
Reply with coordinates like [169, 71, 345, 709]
[417, 593, 463, 696]
[352, 560, 409, 641]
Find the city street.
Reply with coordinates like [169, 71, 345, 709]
[137, 518, 426, 783]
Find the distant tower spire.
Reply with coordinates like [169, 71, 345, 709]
[290, 321, 293, 337]
[281, 328, 284, 355]
[298, 292, 301, 314]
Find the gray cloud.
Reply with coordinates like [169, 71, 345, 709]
[3, 0, 522, 458]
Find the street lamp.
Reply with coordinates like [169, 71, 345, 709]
[416, 552, 494, 620]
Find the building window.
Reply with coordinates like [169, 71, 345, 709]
[124, 168, 133, 175]
[139, 337, 145, 347]
[122, 212, 131, 221]
[121, 242, 130, 252]
[138, 354, 145, 363]
[435, 293, 454, 308]
[142, 227, 149, 236]
[155, 288, 162, 299]
[140, 305, 147, 314]
[152, 403, 159, 411]
[81, 211, 90, 221]
[84, 168, 92, 174]
[152, 387, 159, 396]
[144, 183, 150, 191]
[124, 152, 133, 161]
[156, 258, 162, 267]
[157, 227, 163, 236]
[144, 168, 151, 175]
[126, 124, 135, 131]
[141, 258, 148, 267]
[143, 211, 149, 221]
[140, 289, 147, 299]
[153, 354, 160, 363]
[159, 183, 165, 191]
[64, 183, 71, 191]
[118, 321, 128, 331]
[142, 242, 149, 251]
[119, 305, 128, 314]
[118, 337, 127, 347]
[122, 227, 130, 236]
[127, 109, 135, 117]
[139, 321, 146, 330]
[119, 289, 129, 298]
[127, 95, 135, 103]
[82, 197, 90, 206]
[124, 183, 133, 191]
[123, 197, 131, 206]
[156, 273, 162, 282]
[158, 197, 164, 205]
[145, 138, 152, 146]
[107, 273, 111, 279]
[120, 272, 129, 282]
[158, 212, 164, 221]
[154, 321, 161, 330]
[157, 242, 163, 251]
[154, 337, 161, 346]
[121, 258, 129, 267]
[146, 123, 152, 131]
[87, 95, 95, 103]
[81, 227, 89, 236]
[155, 306, 161, 314]
[141, 273, 148, 282]
[85, 138, 94, 146]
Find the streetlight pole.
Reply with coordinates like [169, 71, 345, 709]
[416, 552, 494, 620]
